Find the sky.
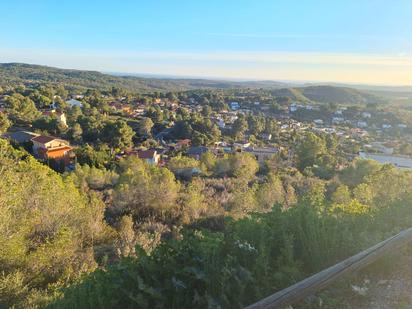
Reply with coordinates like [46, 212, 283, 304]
[1, 0, 411, 85]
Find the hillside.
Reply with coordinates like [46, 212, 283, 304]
[0, 63, 385, 104]
[0, 63, 289, 92]
[272, 85, 384, 104]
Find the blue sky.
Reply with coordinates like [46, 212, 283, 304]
[1, 0, 411, 84]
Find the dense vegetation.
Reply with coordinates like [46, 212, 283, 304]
[2, 133, 412, 308]
[1, 63, 412, 308]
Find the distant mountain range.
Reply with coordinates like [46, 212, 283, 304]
[1, 62, 410, 104]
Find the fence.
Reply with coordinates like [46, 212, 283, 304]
[245, 227, 412, 309]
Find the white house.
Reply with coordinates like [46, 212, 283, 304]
[332, 117, 344, 124]
[66, 99, 83, 108]
[230, 102, 240, 111]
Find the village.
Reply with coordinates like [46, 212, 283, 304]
[2, 88, 412, 172]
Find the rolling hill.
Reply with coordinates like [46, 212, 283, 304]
[271, 85, 384, 104]
[0, 63, 385, 104]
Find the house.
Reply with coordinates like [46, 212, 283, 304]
[313, 119, 324, 125]
[41, 110, 67, 126]
[109, 102, 132, 114]
[362, 112, 372, 119]
[31, 135, 73, 165]
[233, 141, 251, 150]
[186, 146, 209, 160]
[230, 102, 240, 111]
[217, 118, 226, 129]
[244, 147, 278, 163]
[260, 133, 272, 141]
[175, 139, 191, 150]
[137, 149, 161, 165]
[332, 117, 344, 125]
[66, 99, 83, 108]
[290, 104, 298, 112]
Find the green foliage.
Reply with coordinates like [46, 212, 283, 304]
[114, 156, 181, 218]
[213, 153, 259, 182]
[0, 112, 11, 133]
[53, 192, 412, 308]
[0, 140, 110, 308]
[296, 132, 327, 171]
[102, 119, 135, 150]
[339, 159, 381, 187]
[5, 93, 40, 124]
[138, 117, 154, 137]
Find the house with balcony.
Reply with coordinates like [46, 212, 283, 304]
[31, 135, 74, 165]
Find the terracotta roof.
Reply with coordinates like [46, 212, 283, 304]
[138, 149, 157, 159]
[176, 139, 191, 146]
[46, 145, 73, 153]
[31, 135, 61, 144]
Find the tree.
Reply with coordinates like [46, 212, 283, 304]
[114, 157, 180, 218]
[232, 114, 248, 139]
[256, 173, 285, 212]
[229, 153, 259, 181]
[138, 117, 154, 137]
[102, 120, 135, 150]
[330, 184, 351, 205]
[70, 123, 83, 143]
[201, 105, 212, 117]
[0, 140, 110, 308]
[248, 115, 265, 135]
[5, 94, 40, 124]
[0, 113, 11, 134]
[296, 132, 327, 171]
[339, 159, 381, 187]
[67, 106, 82, 124]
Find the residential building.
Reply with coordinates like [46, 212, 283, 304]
[230, 102, 240, 111]
[187, 146, 209, 160]
[244, 147, 278, 163]
[66, 99, 83, 108]
[31, 135, 73, 165]
[136, 149, 161, 165]
[41, 110, 67, 126]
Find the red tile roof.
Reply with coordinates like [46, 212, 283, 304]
[31, 135, 60, 144]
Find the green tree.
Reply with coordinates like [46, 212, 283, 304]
[0, 140, 110, 308]
[70, 123, 83, 143]
[6, 94, 40, 124]
[138, 117, 154, 137]
[256, 173, 285, 212]
[296, 132, 327, 171]
[114, 157, 181, 218]
[102, 120, 135, 150]
[0, 113, 11, 134]
[330, 184, 351, 205]
[232, 114, 248, 139]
